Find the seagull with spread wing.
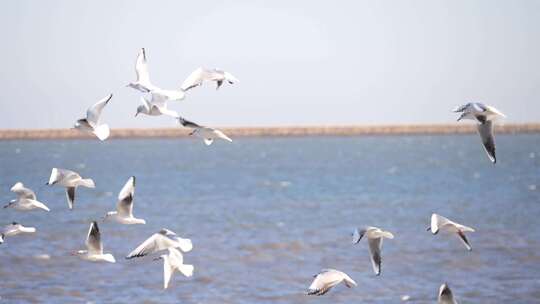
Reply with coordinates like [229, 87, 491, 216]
[4, 182, 50, 211]
[352, 226, 394, 275]
[154, 248, 194, 289]
[306, 269, 357, 296]
[46, 168, 95, 210]
[177, 117, 232, 146]
[72, 221, 115, 263]
[74, 94, 113, 141]
[103, 176, 145, 224]
[181, 67, 239, 91]
[428, 213, 475, 251]
[126, 228, 192, 259]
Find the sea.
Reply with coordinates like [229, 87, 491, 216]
[0, 134, 539, 303]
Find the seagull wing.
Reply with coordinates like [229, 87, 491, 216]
[181, 67, 207, 91]
[11, 182, 36, 200]
[457, 231, 472, 251]
[307, 269, 344, 296]
[126, 233, 179, 259]
[477, 120, 496, 163]
[224, 71, 239, 83]
[163, 255, 173, 289]
[178, 117, 202, 128]
[86, 221, 103, 255]
[135, 48, 152, 87]
[86, 94, 112, 127]
[368, 237, 383, 275]
[117, 176, 135, 217]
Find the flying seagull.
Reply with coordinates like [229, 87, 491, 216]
[352, 226, 394, 275]
[127, 48, 185, 102]
[177, 117, 232, 146]
[154, 247, 194, 289]
[428, 213, 475, 251]
[453, 102, 506, 163]
[181, 67, 239, 91]
[74, 94, 113, 141]
[1, 222, 36, 244]
[103, 176, 145, 224]
[46, 168, 95, 210]
[438, 283, 458, 304]
[135, 96, 179, 119]
[4, 182, 50, 211]
[72, 221, 116, 263]
[126, 228, 193, 259]
[306, 269, 357, 296]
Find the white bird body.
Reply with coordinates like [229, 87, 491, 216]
[5, 182, 50, 211]
[429, 213, 475, 250]
[438, 283, 458, 304]
[352, 226, 394, 275]
[307, 269, 357, 296]
[181, 67, 239, 91]
[177, 117, 232, 145]
[74, 94, 113, 141]
[47, 168, 95, 210]
[74, 221, 115, 263]
[453, 102, 505, 163]
[157, 248, 194, 289]
[104, 176, 145, 225]
[126, 228, 193, 259]
[135, 96, 179, 119]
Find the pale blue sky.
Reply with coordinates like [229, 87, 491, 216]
[1, 0, 539, 129]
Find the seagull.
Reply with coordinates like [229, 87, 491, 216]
[4, 182, 50, 211]
[103, 176, 146, 224]
[127, 48, 185, 102]
[453, 102, 506, 163]
[72, 221, 116, 263]
[181, 67, 239, 91]
[428, 213, 475, 251]
[126, 228, 193, 259]
[352, 226, 394, 275]
[177, 117, 232, 145]
[154, 247, 194, 289]
[74, 94, 113, 141]
[438, 283, 457, 304]
[46, 168, 95, 210]
[135, 96, 179, 119]
[306, 269, 357, 296]
[1, 222, 36, 244]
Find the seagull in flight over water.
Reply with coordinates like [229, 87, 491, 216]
[103, 176, 146, 224]
[154, 247, 194, 289]
[72, 221, 116, 263]
[352, 226, 394, 275]
[428, 213, 475, 251]
[0, 222, 36, 244]
[181, 67, 239, 91]
[177, 117, 232, 146]
[74, 94, 113, 141]
[46, 168, 95, 210]
[453, 102, 506, 163]
[126, 228, 193, 259]
[306, 269, 357, 296]
[4, 182, 50, 211]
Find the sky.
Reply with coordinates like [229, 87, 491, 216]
[1, 0, 539, 129]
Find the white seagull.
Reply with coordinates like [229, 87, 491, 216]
[438, 283, 458, 304]
[135, 96, 179, 119]
[453, 102, 506, 163]
[72, 221, 116, 263]
[178, 117, 232, 146]
[154, 247, 194, 289]
[4, 182, 50, 211]
[352, 226, 394, 275]
[127, 48, 185, 102]
[103, 176, 146, 224]
[181, 67, 239, 91]
[428, 213, 475, 251]
[306, 269, 357, 296]
[126, 228, 193, 259]
[74, 94, 113, 141]
[46, 168, 95, 210]
[1, 222, 36, 244]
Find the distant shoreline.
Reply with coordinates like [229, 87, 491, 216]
[0, 123, 539, 140]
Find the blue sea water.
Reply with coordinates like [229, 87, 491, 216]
[0, 134, 539, 303]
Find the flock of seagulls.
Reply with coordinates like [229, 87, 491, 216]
[2, 47, 507, 300]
